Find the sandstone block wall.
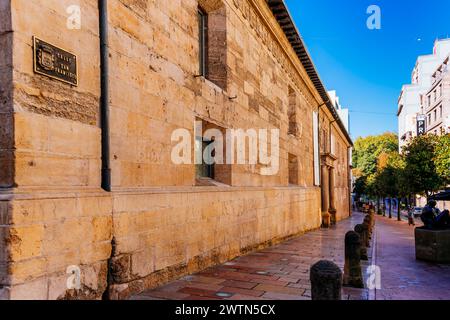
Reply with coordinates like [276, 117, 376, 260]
[0, 0, 352, 299]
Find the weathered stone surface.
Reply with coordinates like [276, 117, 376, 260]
[354, 224, 368, 261]
[310, 260, 342, 300]
[343, 231, 364, 288]
[415, 227, 450, 263]
[0, 0, 352, 300]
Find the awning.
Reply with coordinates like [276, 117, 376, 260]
[430, 190, 450, 201]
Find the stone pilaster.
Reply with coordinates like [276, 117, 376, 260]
[320, 163, 330, 228]
[329, 166, 337, 225]
[321, 153, 337, 228]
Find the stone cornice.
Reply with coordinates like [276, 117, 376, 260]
[228, 0, 321, 107]
[229, 0, 353, 147]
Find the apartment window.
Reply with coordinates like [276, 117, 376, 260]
[197, 1, 227, 90]
[198, 8, 208, 77]
[434, 90, 437, 102]
[428, 114, 431, 125]
[434, 109, 437, 122]
[428, 95, 431, 106]
[440, 105, 443, 118]
[439, 84, 443, 97]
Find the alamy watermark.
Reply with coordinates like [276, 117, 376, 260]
[171, 121, 280, 176]
[367, 5, 381, 30]
[366, 265, 382, 290]
[66, 265, 81, 290]
[66, 5, 81, 30]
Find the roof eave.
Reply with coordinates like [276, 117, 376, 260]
[266, 0, 353, 146]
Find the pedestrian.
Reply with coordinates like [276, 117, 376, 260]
[407, 208, 415, 226]
[421, 201, 450, 229]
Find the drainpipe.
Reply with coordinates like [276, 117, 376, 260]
[99, 0, 111, 192]
[98, 0, 115, 300]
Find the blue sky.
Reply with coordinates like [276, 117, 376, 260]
[285, 0, 450, 139]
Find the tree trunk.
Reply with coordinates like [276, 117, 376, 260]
[389, 198, 392, 219]
[397, 198, 401, 221]
[383, 198, 386, 216]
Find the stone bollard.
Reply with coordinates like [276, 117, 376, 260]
[364, 216, 372, 238]
[365, 214, 373, 226]
[310, 260, 343, 300]
[362, 222, 371, 247]
[354, 224, 368, 260]
[343, 231, 364, 288]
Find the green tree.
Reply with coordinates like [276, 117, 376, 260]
[373, 152, 404, 219]
[352, 133, 399, 210]
[434, 134, 450, 185]
[402, 135, 445, 198]
[352, 132, 399, 178]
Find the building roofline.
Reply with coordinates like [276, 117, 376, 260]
[265, 0, 353, 146]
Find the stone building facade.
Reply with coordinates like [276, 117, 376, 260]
[0, 0, 352, 299]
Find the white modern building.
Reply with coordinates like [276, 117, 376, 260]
[423, 55, 450, 135]
[328, 90, 355, 194]
[328, 90, 350, 133]
[398, 38, 450, 151]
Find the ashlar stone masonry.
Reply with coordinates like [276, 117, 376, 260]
[0, 0, 352, 299]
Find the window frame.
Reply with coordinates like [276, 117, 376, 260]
[198, 7, 208, 77]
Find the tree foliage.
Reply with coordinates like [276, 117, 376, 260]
[434, 134, 450, 185]
[352, 133, 448, 201]
[352, 132, 399, 178]
[401, 135, 445, 197]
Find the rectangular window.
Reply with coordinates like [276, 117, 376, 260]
[313, 111, 320, 186]
[440, 105, 443, 118]
[195, 119, 231, 186]
[330, 133, 336, 156]
[288, 154, 299, 185]
[434, 109, 437, 121]
[195, 138, 215, 179]
[198, 8, 208, 77]
[197, 5, 227, 90]
[288, 87, 298, 136]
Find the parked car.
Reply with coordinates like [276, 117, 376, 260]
[411, 207, 423, 218]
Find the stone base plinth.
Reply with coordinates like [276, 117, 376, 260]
[415, 228, 450, 263]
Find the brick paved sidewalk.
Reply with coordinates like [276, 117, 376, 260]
[373, 215, 450, 300]
[131, 212, 369, 300]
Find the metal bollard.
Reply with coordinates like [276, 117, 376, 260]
[343, 231, 364, 288]
[310, 260, 343, 300]
[354, 224, 368, 261]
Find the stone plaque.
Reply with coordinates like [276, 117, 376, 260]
[33, 37, 78, 86]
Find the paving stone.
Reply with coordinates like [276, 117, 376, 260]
[262, 292, 310, 300]
[220, 280, 258, 289]
[131, 212, 367, 300]
[220, 287, 265, 297]
[372, 215, 450, 300]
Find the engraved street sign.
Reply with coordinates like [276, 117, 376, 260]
[33, 37, 78, 86]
